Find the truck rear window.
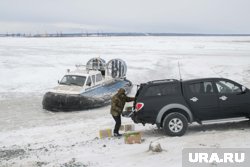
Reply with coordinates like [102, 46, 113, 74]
[144, 84, 179, 97]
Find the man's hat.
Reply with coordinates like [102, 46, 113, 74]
[118, 88, 125, 94]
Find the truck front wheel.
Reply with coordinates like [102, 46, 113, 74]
[163, 112, 188, 136]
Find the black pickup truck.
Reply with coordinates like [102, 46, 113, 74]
[130, 78, 250, 136]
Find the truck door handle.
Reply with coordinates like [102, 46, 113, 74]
[190, 97, 198, 102]
[219, 96, 228, 101]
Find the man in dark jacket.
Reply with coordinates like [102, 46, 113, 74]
[110, 88, 135, 137]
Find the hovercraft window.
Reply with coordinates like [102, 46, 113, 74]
[91, 75, 96, 85]
[60, 75, 86, 86]
[86, 77, 92, 86]
[96, 74, 103, 82]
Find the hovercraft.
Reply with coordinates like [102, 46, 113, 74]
[42, 58, 132, 111]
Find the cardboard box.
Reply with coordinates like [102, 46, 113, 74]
[99, 129, 112, 139]
[124, 131, 142, 144]
[120, 124, 135, 132]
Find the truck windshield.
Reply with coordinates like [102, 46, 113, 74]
[60, 75, 86, 86]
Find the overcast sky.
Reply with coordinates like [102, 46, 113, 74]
[0, 0, 250, 34]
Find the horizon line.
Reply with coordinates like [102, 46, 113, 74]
[1, 32, 250, 37]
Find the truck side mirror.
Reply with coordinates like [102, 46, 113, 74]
[58, 80, 60, 84]
[86, 82, 91, 86]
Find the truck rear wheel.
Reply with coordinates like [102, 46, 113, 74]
[163, 112, 188, 136]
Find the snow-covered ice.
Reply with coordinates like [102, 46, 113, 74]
[1, 36, 250, 167]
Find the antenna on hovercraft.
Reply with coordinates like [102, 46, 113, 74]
[178, 61, 182, 81]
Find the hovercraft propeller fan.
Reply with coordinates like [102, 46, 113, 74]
[86, 57, 106, 75]
[106, 59, 127, 79]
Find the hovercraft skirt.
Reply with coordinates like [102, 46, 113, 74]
[42, 92, 110, 111]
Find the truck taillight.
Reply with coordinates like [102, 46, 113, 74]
[135, 102, 144, 112]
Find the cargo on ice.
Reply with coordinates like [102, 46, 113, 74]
[42, 57, 132, 111]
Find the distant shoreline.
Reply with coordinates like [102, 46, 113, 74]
[1, 33, 250, 38]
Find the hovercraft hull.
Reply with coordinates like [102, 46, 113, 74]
[42, 80, 132, 111]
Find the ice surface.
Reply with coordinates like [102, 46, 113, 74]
[0, 36, 250, 166]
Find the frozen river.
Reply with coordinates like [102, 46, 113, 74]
[1, 36, 250, 131]
[1, 36, 250, 166]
